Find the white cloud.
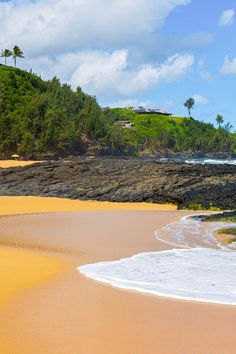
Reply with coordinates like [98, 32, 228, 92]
[69, 50, 128, 94]
[219, 9, 235, 26]
[0, 0, 190, 57]
[221, 56, 236, 75]
[192, 94, 208, 105]
[119, 54, 194, 95]
[108, 99, 158, 109]
[24, 50, 194, 98]
[68, 51, 194, 96]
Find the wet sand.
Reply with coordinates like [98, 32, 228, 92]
[214, 230, 236, 245]
[0, 205, 235, 354]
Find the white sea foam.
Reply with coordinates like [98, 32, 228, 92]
[78, 248, 236, 305]
[155, 215, 236, 250]
[78, 216, 236, 305]
[185, 158, 236, 165]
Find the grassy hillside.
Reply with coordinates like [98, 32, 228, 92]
[0, 66, 235, 158]
[105, 108, 235, 155]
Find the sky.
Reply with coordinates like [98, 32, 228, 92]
[0, 0, 236, 129]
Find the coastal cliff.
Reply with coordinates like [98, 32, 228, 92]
[0, 157, 235, 209]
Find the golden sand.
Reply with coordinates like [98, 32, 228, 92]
[0, 198, 175, 308]
[0, 247, 66, 307]
[0, 207, 235, 354]
[0, 197, 235, 354]
[0, 196, 176, 216]
[0, 160, 43, 168]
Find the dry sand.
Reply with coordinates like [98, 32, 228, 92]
[0, 247, 66, 307]
[0, 197, 235, 354]
[0, 160, 43, 168]
[0, 196, 176, 216]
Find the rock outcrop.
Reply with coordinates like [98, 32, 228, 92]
[193, 211, 236, 221]
[0, 157, 235, 209]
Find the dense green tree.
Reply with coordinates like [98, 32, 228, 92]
[184, 98, 195, 118]
[0, 66, 132, 158]
[18, 132, 34, 158]
[216, 114, 224, 128]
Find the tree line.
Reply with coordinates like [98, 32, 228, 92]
[0, 65, 235, 158]
[184, 97, 233, 132]
[0, 65, 134, 158]
[1, 46, 24, 67]
[107, 107, 235, 156]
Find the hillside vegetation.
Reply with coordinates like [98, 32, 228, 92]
[0, 66, 235, 158]
[106, 108, 235, 155]
[0, 66, 134, 158]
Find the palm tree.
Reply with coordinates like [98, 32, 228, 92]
[216, 114, 224, 128]
[0, 49, 13, 65]
[12, 45, 24, 67]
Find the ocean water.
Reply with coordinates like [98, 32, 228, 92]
[159, 158, 236, 165]
[78, 216, 236, 305]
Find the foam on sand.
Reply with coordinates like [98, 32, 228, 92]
[79, 248, 236, 305]
[79, 215, 236, 305]
[155, 215, 236, 249]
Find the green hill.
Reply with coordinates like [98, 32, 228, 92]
[105, 108, 235, 155]
[0, 66, 136, 158]
[0, 66, 235, 158]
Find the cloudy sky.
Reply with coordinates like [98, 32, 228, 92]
[0, 0, 235, 128]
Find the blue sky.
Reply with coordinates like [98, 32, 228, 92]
[157, 0, 236, 127]
[0, 0, 235, 129]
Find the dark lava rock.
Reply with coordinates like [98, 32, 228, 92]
[193, 210, 236, 221]
[0, 157, 235, 209]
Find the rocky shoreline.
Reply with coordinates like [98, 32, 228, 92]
[193, 210, 236, 221]
[0, 157, 235, 209]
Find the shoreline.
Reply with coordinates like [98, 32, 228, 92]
[0, 200, 235, 353]
[79, 247, 236, 307]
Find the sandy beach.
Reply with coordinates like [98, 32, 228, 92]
[0, 196, 176, 215]
[0, 197, 235, 354]
[0, 160, 43, 168]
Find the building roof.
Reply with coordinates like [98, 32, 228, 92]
[132, 106, 172, 116]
